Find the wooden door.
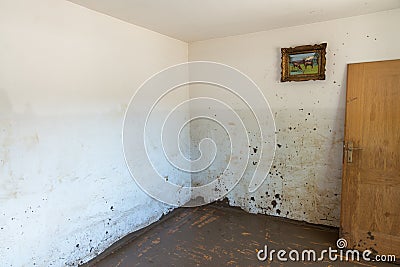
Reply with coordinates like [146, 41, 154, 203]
[341, 59, 400, 259]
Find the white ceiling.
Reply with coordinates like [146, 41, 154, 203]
[67, 0, 400, 42]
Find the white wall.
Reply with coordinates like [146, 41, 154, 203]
[0, 0, 187, 266]
[189, 9, 400, 227]
[1, 2, 400, 265]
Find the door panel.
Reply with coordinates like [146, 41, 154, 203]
[341, 59, 400, 258]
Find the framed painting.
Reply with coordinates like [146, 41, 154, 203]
[281, 43, 327, 82]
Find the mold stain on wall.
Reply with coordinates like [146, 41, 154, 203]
[188, 81, 344, 227]
[227, 108, 344, 227]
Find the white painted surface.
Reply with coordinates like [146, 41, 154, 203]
[2, 1, 400, 264]
[189, 9, 400, 227]
[0, 0, 188, 265]
[66, 0, 400, 42]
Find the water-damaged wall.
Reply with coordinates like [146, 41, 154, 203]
[2, 2, 400, 265]
[0, 0, 188, 265]
[189, 9, 400, 227]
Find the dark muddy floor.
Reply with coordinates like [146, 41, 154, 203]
[83, 202, 397, 266]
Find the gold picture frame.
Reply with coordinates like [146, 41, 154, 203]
[281, 43, 327, 82]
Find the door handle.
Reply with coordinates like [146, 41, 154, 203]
[345, 141, 363, 163]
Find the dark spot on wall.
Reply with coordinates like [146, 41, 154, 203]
[252, 161, 257, 165]
[250, 197, 255, 201]
[110, 206, 114, 211]
[277, 144, 282, 148]
[253, 147, 258, 153]
[367, 231, 375, 240]
[276, 209, 281, 215]
[275, 194, 281, 200]
[271, 200, 277, 208]
[313, 128, 317, 131]
[76, 244, 79, 248]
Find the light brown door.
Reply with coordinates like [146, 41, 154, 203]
[341, 59, 400, 259]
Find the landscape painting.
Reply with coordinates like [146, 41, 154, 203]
[281, 43, 327, 82]
[289, 52, 318, 75]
